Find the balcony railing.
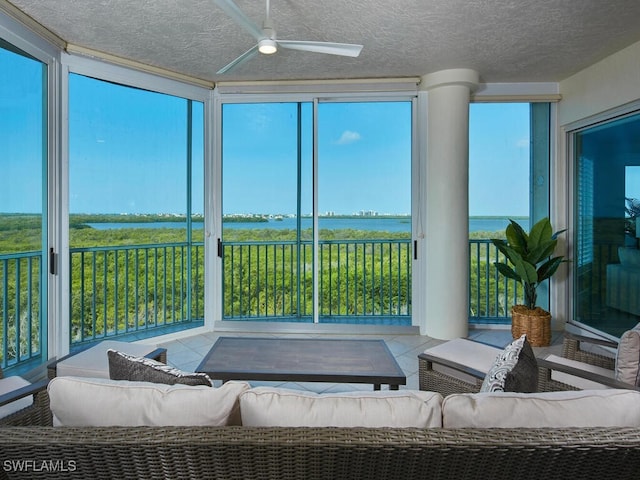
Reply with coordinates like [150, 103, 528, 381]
[69, 243, 204, 346]
[2, 239, 523, 370]
[469, 240, 523, 324]
[0, 251, 42, 370]
[223, 239, 412, 323]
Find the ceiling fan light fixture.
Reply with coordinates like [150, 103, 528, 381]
[258, 38, 277, 54]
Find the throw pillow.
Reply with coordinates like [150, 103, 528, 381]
[107, 349, 213, 386]
[480, 334, 538, 393]
[615, 325, 640, 386]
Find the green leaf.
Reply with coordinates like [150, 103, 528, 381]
[537, 256, 565, 282]
[505, 220, 528, 255]
[494, 262, 521, 281]
[528, 238, 558, 265]
[528, 217, 552, 248]
[512, 256, 538, 284]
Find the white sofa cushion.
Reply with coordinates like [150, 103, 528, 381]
[0, 376, 33, 419]
[240, 387, 443, 427]
[48, 376, 249, 427]
[442, 389, 640, 428]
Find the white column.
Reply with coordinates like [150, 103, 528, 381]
[418, 68, 479, 339]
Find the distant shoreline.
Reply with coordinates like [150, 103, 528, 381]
[0, 213, 528, 221]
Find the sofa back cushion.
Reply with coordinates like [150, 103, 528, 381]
[240, 387, 443, 427]
[48, 376, 249, 426]
[442, 389, 640, 428]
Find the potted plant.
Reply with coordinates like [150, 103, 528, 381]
[491, 217, 566, 346]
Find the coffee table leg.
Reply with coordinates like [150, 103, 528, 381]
[390, 384, 399, 390]
[374, 384, 381, 391]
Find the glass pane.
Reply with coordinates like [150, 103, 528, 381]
[574, 113, 640, 337]
[221, 103, 313, 322]
[69, 74, 203, 344]
[469, 103, 531, 322]
[317, 102, 412, 325]
[0, 43, 46, 368]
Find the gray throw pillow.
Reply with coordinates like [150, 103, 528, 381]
[107, 349, 213, 387]
[480, 334, 538, 393]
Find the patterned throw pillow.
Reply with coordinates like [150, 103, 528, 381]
[480, 334, 538, 393]
[107, 349, 213, 387]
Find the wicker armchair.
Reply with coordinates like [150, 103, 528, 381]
[417, 347, 579, 394]
[536, 331, 640, 391]
[0, 367, 52, 426]
[418, 333, 638, 395]
[561, 331, 617, 368]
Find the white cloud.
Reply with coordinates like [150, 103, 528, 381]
[516, 137, 530, 148]
[336, 130, 361, 145]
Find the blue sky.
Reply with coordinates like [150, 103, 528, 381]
[3, 45, 530, 217]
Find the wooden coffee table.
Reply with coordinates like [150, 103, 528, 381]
[196, 337, 406, 390]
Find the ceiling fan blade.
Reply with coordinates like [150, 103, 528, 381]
[213, 0, 265, 42]
[217, 44, 259, 74]
[277, 40, 363, 57]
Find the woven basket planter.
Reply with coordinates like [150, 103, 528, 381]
[511, 305, 551, 347]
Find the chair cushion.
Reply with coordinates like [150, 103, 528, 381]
[0, 376, 33, 419]
[545, 354, 615, 390]
[442, 389, 640, 428]
[56, 340, 162, 379]
[240, 387, 443, 428]
[615, 326, 640, 386]
[107, 349, 212, 386]
[480, 334, 538, 393]
[422, 338, 502, 384]
[48, 376, 249, 427]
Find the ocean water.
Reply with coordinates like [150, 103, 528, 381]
[87, 217, 525, 233]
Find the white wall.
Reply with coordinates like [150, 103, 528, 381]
[559, 40, 640, 126]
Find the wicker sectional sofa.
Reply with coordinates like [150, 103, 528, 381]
[2, 378, 640, 480]
[2, 425, 640, 480]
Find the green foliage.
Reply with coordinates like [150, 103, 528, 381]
[2, 211, 516, 364]
[491, 218, 566, 309]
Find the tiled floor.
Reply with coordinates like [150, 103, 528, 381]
[156, 327, 565, 393]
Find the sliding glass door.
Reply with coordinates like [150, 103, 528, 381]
[220, 100, 412, 324]
[0, 41, 48, 370]
[317, 102, 412, 324]
[573, 111, 640, 337]
[221, 102, 313, 322]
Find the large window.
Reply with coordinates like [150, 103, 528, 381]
[220, 100, 412, 324]
[68, 74, 204, 346]
[468, 103, 549, 323]
[573, 112, 640, 337]
[0, 40, 47, 370]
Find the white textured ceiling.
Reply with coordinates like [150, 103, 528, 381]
[5, 0, 640, 84]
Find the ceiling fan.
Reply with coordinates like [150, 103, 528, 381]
[214, 0, 363, 74]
